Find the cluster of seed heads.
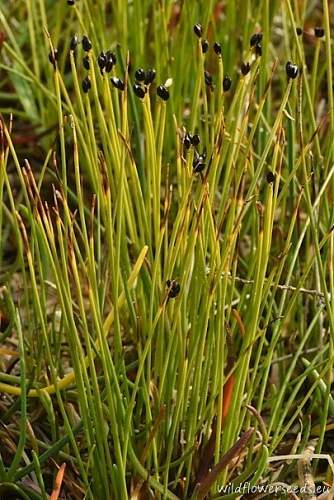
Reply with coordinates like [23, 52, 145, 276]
[194, 23, 222, 57]
[182, 131, 206, 174]
[131, 68, 169, 100]
[81, 37, 93, 93]
[204, 70, 231, 92]
[193, 24, 302, 91]
[97, 50, 116, 73]
[57, 22, 306, 100]
[183, 132, 200, 150]
[132, 68, 156, 98]
[138, 68, 156, 84]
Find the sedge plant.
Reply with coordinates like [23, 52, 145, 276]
[0, 0, 334, 498]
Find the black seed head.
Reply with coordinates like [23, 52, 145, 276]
[296, 27, 303, 36]
[193, 154, 206, 173]
[67, 0, 75, 5]
[183, 133, 192, 150]
[82, 35, 92, 52]
[70, 34, 78, 51]
[110, 76, 125, 91]
[135, 68, 145, 81]
[193, 23, 203, 38]
[204, 70, 213, 86]
[133, 83, 146, 98]
[201, 40, 209, 53]
[144, 68, 156, 85]
[157, 84, 169, 101]
[97, 52, 107, 70]
[250, 32, 262, 47]
[48, 49, 58, 67]
[105, 51, 116, 72]
[108, 51, 117, 64]
[241, 61, 251, 75]
[167, 279, 180, 298]
[83, 55, 90, 70]
[223, 75, 232, 91]
[314, 27, 324, 38]
[266, 171, 275, 184]
[191, 134, 200, 146]
[286, 61, 299, 79]
[82, 76, 91, 93]
[213, 41, 222, 55]
[255, 43, 262, 56]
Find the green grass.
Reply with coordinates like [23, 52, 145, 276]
[0, 0, 334, 498]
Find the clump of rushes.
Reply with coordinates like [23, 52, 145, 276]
[166, 280, 180, 299]
[201, 40, 209, 53]
[241, 61, 251, 75]
[157, 84, 169, 101]
[5, 4, 334, 500]
[133, 83, 146, 98]
[83, 55, 90, 70]
[213, 41, 222, 55]
[105, 51, 116, 72]
[266, 171, 275, 184]
[144, 68, 156, 85]
[250, 32, 262, 47]
[223, 75, 232, 91]
[193, 23, 202, 38]
[110, 77, 125, 91]
[82, 76, 91, 93]
[135, 68, 145, 81]
[314, 27, 324, 38]
[296, 27, 303, 35]
[286, 61, 299, 79]
[82, 35, 92, 52]
[48, 48, 58, 68]
[70, 34, 78, 51]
